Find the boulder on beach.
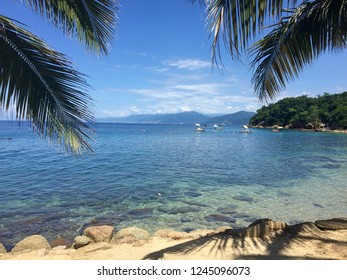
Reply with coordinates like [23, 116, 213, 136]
[50, 237, 73, 249]
[84, 225, 114, 243]
[111, 227, 150, 244]
[315, 218, 347, 230]
[74, 236, 92, 249]
[0, 243, 7, 254]
[153, 229, 190, 240]
[244, 219, 287, 237]
[11, 235, 51, 253]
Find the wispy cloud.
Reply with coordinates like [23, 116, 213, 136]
[166, 58, 211, 70]
[124, 50, 148, 56]
[95, 56, 260, 118]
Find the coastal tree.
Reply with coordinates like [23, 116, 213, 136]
[249, 92, 347, 129]
[0, 0, 118, 154]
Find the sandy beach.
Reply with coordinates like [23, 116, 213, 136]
[1, 218, 346, 260]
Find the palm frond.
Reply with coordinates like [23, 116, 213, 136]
[251, 0, 347, 102]
[23, 0, 118, 55]
[0, 15, 94, 154]
[203, 0, 297, 64]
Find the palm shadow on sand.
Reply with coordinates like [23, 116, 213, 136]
[142, 223, 347, 260]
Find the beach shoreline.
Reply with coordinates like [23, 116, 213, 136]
[1, 217, 346, 260]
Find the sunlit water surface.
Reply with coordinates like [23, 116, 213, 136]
[0, 121, 346, 249]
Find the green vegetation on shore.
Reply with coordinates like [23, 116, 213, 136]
[249, 92, 347, 130]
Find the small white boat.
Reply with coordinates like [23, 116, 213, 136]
[195, 123, 205, 132]
[272, 125, 283, 132]
[213, 124, 223, 131]
[239, 125, 251, 133]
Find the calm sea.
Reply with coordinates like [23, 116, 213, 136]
[0, 121, 347, 249]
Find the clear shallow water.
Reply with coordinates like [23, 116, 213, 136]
[0, 121, 347, 249]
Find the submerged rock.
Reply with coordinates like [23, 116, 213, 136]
[321, 164, 341, 169]
[11, 235, 51, 253]
[184, 191, 202, 197]
[127, 208, 153, 217]
[168, 206, 201, 214]
[181, 217, 193, 223]
[233, 213, 252, 219]
[217, 207, 237, 215]
[315, 218, 347, 230]
[186, 201, 209, 207]
[84, 225, 114, 243]
[232, 195, 254, 202]
[313, 203, 324, 208]
[205, 214, 237, 223]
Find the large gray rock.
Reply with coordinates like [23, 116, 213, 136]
[11, 235, 51, 253]
[73, 236, 92, 249]
[315, 218, 347, 230]
[0, 243, 7, 254]
[111, 227, 150, 244]
[84, 225, 114, 243]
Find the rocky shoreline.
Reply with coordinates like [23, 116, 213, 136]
[1, 217, 346, 260]
[249, 126, 347, 133]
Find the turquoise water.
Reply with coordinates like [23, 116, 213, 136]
[0, 121, 347, 249]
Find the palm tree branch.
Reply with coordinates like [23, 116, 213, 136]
[250, 0, 347, 102]
[0, 15, 94, 154]
[202, 0, 297, 64]
[22, 0, 118, 55]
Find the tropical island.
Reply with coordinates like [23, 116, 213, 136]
[249, 92, 347, 131]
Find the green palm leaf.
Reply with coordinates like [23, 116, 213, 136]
[0, 16, 94, 154]
[251, 0, 347, 102]
[23, 0, 118, 55]
[203, 0, 297, 64]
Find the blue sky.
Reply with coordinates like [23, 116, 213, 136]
[2, 0, 347, 119]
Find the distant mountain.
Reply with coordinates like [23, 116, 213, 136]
[97, 110, 255, 125]
[207, 111, 256, 125]
[99, 111, 208, 124]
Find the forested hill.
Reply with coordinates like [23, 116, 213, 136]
[249, 92, 347, 130]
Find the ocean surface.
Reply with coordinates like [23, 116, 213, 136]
[0, 121, 347, 249]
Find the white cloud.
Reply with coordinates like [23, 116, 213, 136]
[95, 56, 260, 117]
[166, 58, 211, 70]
